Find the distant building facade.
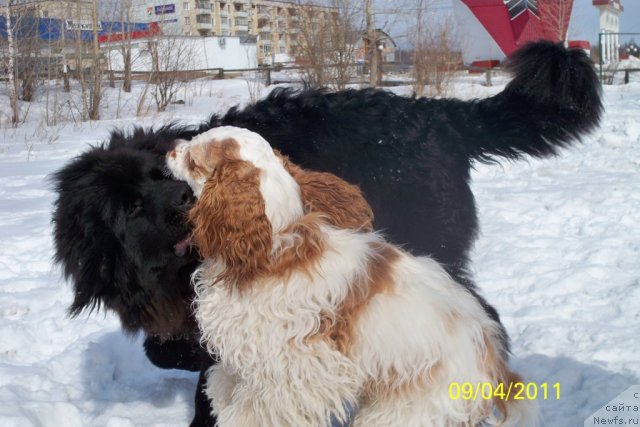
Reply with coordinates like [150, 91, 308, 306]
[593, 0, 624, 63]
[130, 0, 337, 64]
[8, 0, 95, 27]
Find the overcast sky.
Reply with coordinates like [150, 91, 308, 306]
[571, 0, 640, 43]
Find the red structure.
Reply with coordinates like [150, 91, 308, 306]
[454, 0, 574, 66]
[97, 21, 161, 43]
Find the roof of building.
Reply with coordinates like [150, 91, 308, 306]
[593, 0, 624, 12]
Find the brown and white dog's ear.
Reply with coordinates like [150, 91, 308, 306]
[188, 160, 272, 288]
[278, 153, 374, 232]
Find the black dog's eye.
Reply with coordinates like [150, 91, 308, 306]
[127, 199, 143, 218]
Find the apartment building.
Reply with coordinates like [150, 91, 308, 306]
[7, 0, 94, 26]
[131, 0, 336, 64]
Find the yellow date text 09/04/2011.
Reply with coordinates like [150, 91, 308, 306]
[449, 382, 561, 401]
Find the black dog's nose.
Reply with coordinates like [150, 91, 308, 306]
[177, 185, 196, 209]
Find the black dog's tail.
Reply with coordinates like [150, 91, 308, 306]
[464, 41, 603, 162]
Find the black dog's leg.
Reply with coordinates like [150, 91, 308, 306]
[143, 335, 202, 372]
[190, 354, 218, 427]
[144, 336, 217, 426]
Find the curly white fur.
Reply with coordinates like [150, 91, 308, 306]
[166, 126, 539, 427]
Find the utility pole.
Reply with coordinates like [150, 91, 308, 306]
[365, 0, 378, 87]
[89, 0, 102, 120]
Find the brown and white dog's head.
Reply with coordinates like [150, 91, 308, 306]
[166, 126, 307, 285]
[167, 126, 305, 231]
[167, 126, 373, 288]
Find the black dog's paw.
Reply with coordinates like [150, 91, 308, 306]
[143, 335, 202, 372]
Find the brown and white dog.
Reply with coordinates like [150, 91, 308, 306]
[166, 126, 538, 427]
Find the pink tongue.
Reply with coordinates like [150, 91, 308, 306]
[174, 234, 193, 256]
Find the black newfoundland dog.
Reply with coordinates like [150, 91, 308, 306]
[51, 42, 602, 426]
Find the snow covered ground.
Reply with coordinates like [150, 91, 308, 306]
[0, 74, 638, 426]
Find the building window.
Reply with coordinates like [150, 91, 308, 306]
[184, 2, 189, 10]
[185, 16, 191, 25]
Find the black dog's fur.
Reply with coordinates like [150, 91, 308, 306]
[51, 42, 602, 427]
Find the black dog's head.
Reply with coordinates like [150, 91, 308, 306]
[51, 125, 201, 338]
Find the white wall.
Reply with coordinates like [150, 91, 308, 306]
[104, 36, 257, 71]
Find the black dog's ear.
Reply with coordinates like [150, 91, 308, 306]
[50, 148, 126, 317]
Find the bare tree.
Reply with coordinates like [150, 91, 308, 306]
[365, 0, 379, 87]
[540, 0, 573, 43]
[295, 3, 329, 87]
[410, 1, 459, 97]
[148, 34, 198, 112]
[100, 0, 140, 95]
[61, 23, 70, 93]
[327, 0, 360, 89]
[120, 0, 133, 93]
[243, 44, 262, 104]
[10, 6, 41, 103]
[88, 0, 102, 120]
[3, 1, 19, 125]
[70, 9, 89, 121]
[103, 0, 135, 93]
[295, 0, 360, 89]
[411, 0, 429, 95]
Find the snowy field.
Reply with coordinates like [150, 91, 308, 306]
[0, 73, 639, 427]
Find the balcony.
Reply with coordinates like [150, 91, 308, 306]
[195, 1, 212, 13]
[196, 15, 213, 30]
[258, 9, 271, 19]
[234, 10, 249, 18]
[236, 24, 249, 32]
[196, 21, 213, 30]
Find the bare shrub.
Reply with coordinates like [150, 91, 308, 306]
[411, 2, 459, 97]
